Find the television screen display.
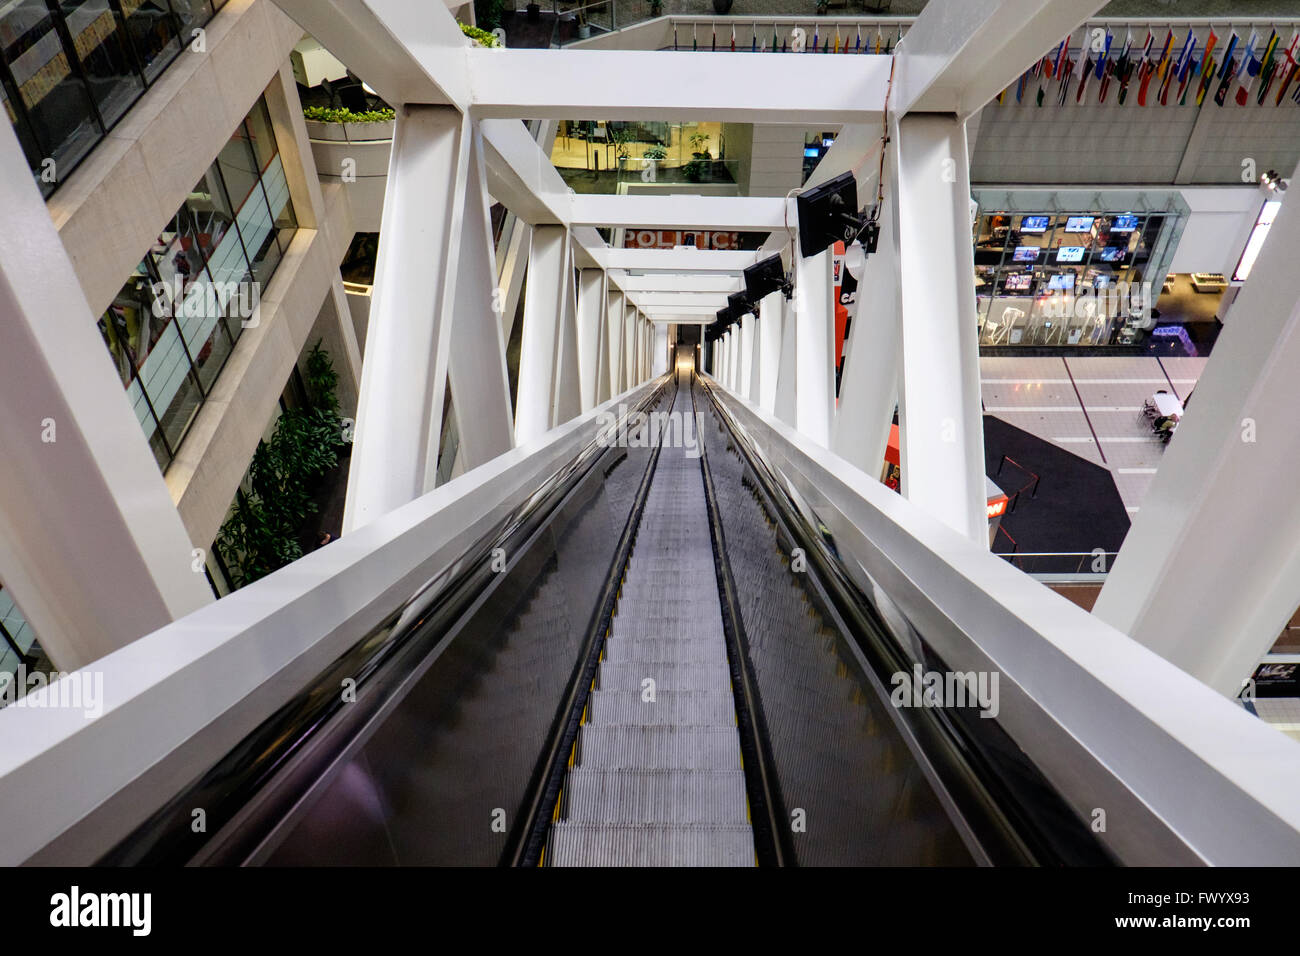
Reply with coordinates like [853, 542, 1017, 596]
[1056, 246, 1086, 263]
[803, 147, 821, 158]
[1004, 273, 1032, 292]
[1048, 273, 1076, 290]
[1064, 216, 1095, 233]
[1111, 214, 1139, 232]
[1012, 246, 1040, 262]
[1099, 246, 1127, 262]
[1020, 215, 1050, 233]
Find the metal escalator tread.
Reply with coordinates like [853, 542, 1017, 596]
[547, 377, 756, 867]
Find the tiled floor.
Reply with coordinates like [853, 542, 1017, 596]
[980, 355, 1208, 513]
[1252, 698, 1300, 744]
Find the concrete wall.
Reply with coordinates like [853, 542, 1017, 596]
[47, 0, 308, 315]
[971, 96, 1300, 187]
[43, 0, 357, 552]
[1169, 186, 1266, 277]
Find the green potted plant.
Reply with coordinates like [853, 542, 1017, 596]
[643, 142, 667, 180]
[685, 131, 711, 183]
[460, 22, 503, 47]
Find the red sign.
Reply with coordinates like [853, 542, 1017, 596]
[623, 230, 741, 250]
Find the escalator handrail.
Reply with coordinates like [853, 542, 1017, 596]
[0, 381, 668, 866]
[698, 375, 1300, 865]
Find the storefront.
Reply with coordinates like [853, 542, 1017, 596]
[971, 188, 1187, 349]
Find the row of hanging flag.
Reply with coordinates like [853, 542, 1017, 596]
[670, 22, 903, 54]
[998, 25, 1300, 108]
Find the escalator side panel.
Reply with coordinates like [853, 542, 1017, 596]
[697, 384, 975, 866]
[263, 394, 675, 865]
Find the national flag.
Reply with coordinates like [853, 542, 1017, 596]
[854, 28, 861, 54]
[1100, 31, 1129, 102]
[1139, 30, 1172, 105]
[1120, 31, 1152, 104]
[875, 28, 882, 55]
[1196, 52, 1217, 104]
[811, 25, 818, 53]
[1094, 29, 1112, 79]
[692, 24, 697, 52]
[1057, 37, 1077, 106]
[1256, 31, 1288, 102]
[1162, 29, 1194, 104]
[1217, 31, 1239, 77]
[711, 23, 715, 52]
[1175, 33, 1199, 102]
[1076, 48, 1094, 102]
[833, 27, 840, 54]
[1273, 32, 1300, 103]
[730, 25, 736, 52]
[673, 25, 678, 50]
[1214, 53, 1240, 105]
[1244, 30, 1278, 104]
[1234, 30, 1263, 104]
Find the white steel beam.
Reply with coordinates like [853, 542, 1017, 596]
[892, 113, 986, 546]
[576, 269, 607, 412]
[793, 249, 836, 447]
[833, 189, 901, 480]
[515, 225, 570, 444]
[569, 195, 789, 231]
[479, 119, 571, 225]
[591, 248, 757, 273]
[268, 0, 468, 107]
[0, 122, 211, 669]
[466, 49, 892, 122]
[895, 0, 1107, 116]
[757, 292, 783, 415]
[448, 124, 514, 472]
[345, 106, 471, 531]
[614, 274, 742, 294]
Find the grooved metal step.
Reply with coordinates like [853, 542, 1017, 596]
[547, 823, 756, 867]
[562, 769, 750, 825]
[546, 377, 755, 867]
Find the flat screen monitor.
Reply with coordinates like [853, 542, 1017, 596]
[803, 147, 821, 158]
[1004, 273, 1032, 292]
[1020, 215, 1050, 233]
[1064, 216, 1095, 233]
[1048, 273, 1076, 290]
[1098, 245, 1127, 262]
[1111, 214, 1139, 232]
[1056, 246, 1086, 263]
[1012, 245, 1040, 262]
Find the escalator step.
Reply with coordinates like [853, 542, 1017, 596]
[587, 689, 737, 726]
[576, 725, 744, 771]
[596, 660, 732, 693]
[547, 823, 755, 867]
[562, 768, 750, 825]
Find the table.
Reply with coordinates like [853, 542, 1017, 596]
[1151, 391, 1184, 418]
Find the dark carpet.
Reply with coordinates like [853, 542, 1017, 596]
[983, 415, 1130, 556]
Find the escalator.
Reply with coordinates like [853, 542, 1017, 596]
[90, 367, 1114, 868]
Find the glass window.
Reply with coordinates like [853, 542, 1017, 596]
[116, 0, 181, 82]
[165, 0, 214, 37]
[0, 0, 102, 175]
[96, 95, 296, 472]
[60, 0, 142, 127]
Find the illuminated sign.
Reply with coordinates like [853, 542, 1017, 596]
[623, 230, 741, 250]
[986, 496, 1009, 519]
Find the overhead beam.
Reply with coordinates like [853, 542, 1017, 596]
[466, 49, 893, 123]
[268, 0, 467, 107]
[895, 0, 1107, 116]
[569, 195, 788, 231]
[479, 119, 570, 225]
[590, 248, 759, 273]
[627, 292, 731, 308]
[612, 274, 742, 294]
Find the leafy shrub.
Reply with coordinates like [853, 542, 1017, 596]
[460, 22, 502, 47]
[303, 105, 396, 124]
